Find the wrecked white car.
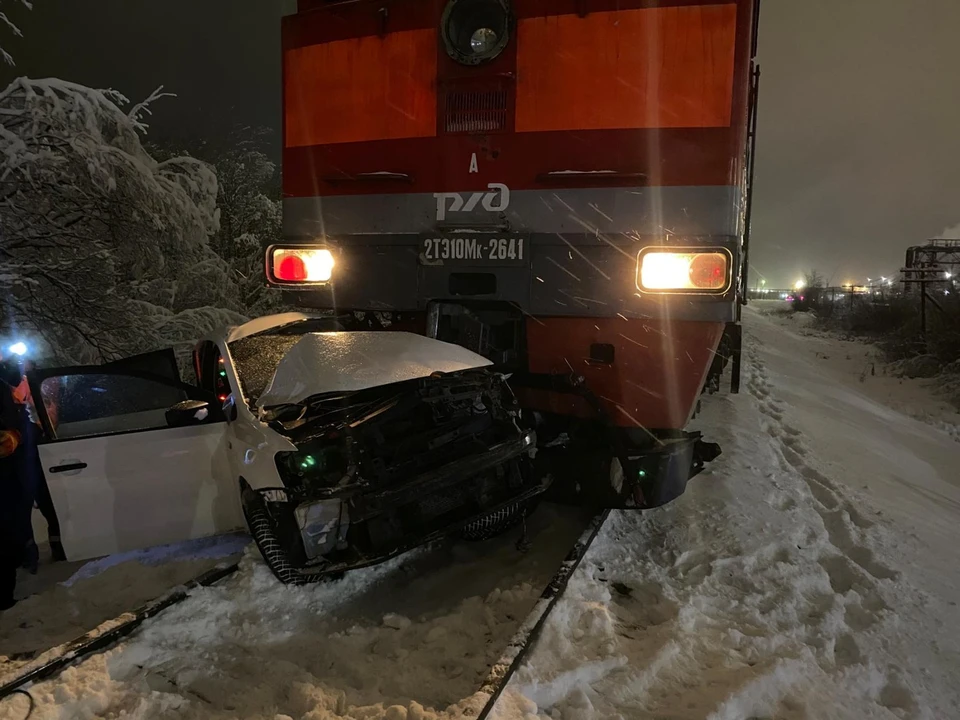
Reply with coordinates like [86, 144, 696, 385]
[27, 314, 544, 584]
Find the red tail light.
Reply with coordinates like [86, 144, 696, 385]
[689, 254, 728, 290]
[267, 246, 335, 285]
[276, 254, 308, 282]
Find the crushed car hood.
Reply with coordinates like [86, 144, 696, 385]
[256, 331, 492, 408]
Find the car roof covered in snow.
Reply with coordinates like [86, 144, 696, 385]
[256, 331, 492, 408]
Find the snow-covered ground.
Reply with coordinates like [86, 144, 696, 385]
[501, 304, 960, 720]
[0, 534, 249, 685]
[756, 303, 960, 442]
[0, 505, 595, 720]
[2, 305, 959, 720]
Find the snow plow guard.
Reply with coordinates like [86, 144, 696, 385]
[531, 373, 721, 509]
[537, 430, 720, 510]
[629, 432, 721, 508]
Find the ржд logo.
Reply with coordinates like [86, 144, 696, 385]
[434, 183, 510, 222]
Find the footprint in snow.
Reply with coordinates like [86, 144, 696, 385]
[834, 632, 863, 668]
[610, 581, 679, 632]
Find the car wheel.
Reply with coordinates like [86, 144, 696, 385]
[461, 498, 538, 542]
[241, 489, 326, 586]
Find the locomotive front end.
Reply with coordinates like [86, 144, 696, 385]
[273, 0, 760, 508]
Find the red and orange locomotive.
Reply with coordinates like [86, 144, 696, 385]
[268, 0, 761, 509]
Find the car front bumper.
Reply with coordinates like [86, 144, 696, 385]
[257, 429, 542, 573]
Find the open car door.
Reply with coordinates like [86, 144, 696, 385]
[104, 347, 181, 382]
[27, 364, 245, 562]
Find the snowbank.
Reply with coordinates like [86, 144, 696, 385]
[494, 306, 960, 719]
[756, 302, 960, 441]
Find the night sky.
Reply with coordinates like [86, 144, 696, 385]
[3, 0, 959, 288]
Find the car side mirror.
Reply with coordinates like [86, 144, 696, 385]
[166, 399, 220, 428]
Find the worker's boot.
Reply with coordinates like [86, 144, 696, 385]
[22, 539, 39, 574]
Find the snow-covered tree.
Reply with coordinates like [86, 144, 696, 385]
[0, 78, 246, 364]
[152, 126, 287, 317]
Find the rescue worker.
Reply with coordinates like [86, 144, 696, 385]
[0, 358, 33, 611]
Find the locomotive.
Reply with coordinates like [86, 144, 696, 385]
[267, 0, 761, 509]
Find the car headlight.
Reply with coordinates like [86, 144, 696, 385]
[637, 248, 732, 293]
[294, 498, 348, 560]
[267, 246, 335, 285]
[441, 0, 513, 65]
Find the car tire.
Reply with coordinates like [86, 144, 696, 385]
[461, 498, 538, 542]
[242, 489, 324, 586]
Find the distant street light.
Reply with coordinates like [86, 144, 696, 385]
[794, 279, 805, 291]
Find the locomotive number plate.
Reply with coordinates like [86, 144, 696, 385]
[420, 236, 528, 266]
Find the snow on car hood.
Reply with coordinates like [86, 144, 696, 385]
[256, 331, 492, 408]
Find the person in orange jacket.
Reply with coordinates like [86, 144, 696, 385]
[14, 363, 59, 431]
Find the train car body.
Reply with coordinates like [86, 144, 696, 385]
[270, 0, 761, 509]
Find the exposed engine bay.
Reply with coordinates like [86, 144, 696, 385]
[254, 369, 541, 571]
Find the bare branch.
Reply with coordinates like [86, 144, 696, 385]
[0, 1, 32, 66]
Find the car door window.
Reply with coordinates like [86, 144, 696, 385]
[41, 373, 188, 440]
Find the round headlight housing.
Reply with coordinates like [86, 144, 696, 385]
[441, 0, 513, 66]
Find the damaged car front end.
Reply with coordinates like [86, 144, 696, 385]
[229, 327, 545, 584]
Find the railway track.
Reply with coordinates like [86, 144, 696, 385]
[0, 505, 610, 719]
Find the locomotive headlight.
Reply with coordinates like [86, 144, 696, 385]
[637, 248, 732, 293]
[471, 27, 498, 54]
[267, 246, 335, 285]
[442, 0, 513, 65]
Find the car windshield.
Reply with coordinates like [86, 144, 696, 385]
[227, 318, 348, 406]
[227, 332, 303, 407]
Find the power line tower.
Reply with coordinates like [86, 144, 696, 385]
[901, 239, 960, 338]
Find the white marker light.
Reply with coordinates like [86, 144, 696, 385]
[302, 249, 335, 282]
[638, 250, 729, 292]
[8, 342, 27, 357]
[641, 253, 694, 289]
